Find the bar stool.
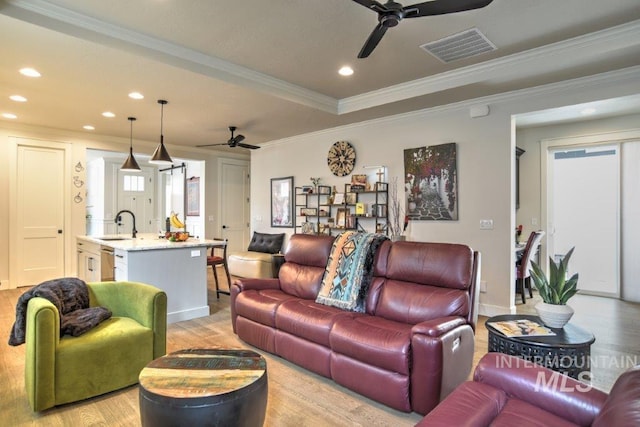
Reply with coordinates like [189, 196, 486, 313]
[208, 238, 231, 298]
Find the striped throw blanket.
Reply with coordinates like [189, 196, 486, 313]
[315, 231, 388, 312]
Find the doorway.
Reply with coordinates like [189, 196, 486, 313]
[542, 129, 640, 301]
[549, 145, 619, 297]
[219, 158, 250, 253]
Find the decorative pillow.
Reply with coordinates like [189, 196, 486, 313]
[247, 232, 285, 254]
[316, 231, 388, 312]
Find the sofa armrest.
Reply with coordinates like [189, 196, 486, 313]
[474, 353, 607, 426]
[233, 277, 281, 292]
[411, 321, 475, 414]
[412, 316, 467, 337]
[87, 281, 167, 358]
[25, 297, 59, 411]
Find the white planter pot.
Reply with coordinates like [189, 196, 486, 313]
[535, 301, 574, 328]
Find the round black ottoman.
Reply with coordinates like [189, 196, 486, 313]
[139, 348, 268, 427]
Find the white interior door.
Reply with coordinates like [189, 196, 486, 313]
[219, 159, 250, 252]
[10, 143, 66, 287]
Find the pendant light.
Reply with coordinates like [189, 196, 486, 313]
[121, 117, 142, 172]
[149, 99, 173, 165]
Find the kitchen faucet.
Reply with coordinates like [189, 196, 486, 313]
[115, 210, 137, 238]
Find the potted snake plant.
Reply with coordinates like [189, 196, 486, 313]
[530, 247, 579, 328]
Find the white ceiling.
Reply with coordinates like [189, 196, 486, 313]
[1, 0, 640, 151]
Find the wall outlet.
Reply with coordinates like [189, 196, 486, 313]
[479, 219, 494, 230]
[190, 250, 201, 257]
[208, 215, 214, 221]
[531, 217, 538, 226]
[480, 280, 487, 293]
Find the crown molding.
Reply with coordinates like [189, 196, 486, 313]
[2, 0, 339, 114]
[338, 20, 640, 114]
[263, 65, 640, 147]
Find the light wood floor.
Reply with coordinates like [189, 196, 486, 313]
[1, 272, 638, 426]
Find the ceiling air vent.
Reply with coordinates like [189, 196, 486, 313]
[420, 28, 496, 63]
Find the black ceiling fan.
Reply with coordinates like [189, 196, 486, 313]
[197, 126, 260, 150]
[351, 0, 494, 58]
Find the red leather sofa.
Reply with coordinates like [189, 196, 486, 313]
[417, 352, 640, 426]
[230, 234, 481, 414]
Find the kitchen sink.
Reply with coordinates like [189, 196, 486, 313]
[96, 237, 131, 241]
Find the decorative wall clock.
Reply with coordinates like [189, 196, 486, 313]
[327, 141, 356, 177]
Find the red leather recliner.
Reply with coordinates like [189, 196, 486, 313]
[416, 352, 640, 426]
[230, 234, 481, 414]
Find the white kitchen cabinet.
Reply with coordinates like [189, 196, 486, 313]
[114, 249, 128, 281]
[77, 240, 101, 282]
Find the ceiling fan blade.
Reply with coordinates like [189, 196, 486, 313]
[358, 23, 388, 58]
[236, 142, 260, 150]
[404, 0, 493, 18]
[350, 0, 390, 13]
[196, 142, 230, 148]
[233, 134, 245, 144]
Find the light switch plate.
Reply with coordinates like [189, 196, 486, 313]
[479, 219, 494, 230]
[190, 250, 200, 257]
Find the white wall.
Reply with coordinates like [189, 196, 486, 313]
[250, 70, 640, 316]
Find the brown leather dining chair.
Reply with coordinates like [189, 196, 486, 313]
[208, 238, 231, 298]
[515, 230, 545, 304]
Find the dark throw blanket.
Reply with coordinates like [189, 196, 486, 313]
[8, 277, 112, 346]
[316, 231, 388, 312]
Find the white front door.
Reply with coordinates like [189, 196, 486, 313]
[117, 167, 155, 235]
[219, 159, 250, 252]
[10, 142, 67, 288]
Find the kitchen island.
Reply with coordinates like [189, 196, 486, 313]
[77, 234, 225, 323]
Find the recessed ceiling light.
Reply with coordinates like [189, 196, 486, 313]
[102, 111, 116, 118]
[128, 92, 144, 100]
[2, 113, 18, 119]
[10, 95, 27, 102]
[83, 125, 95, 130]
[338, 66, 354, 76]
[19, 67, 41, 77]
[580, 108, 596, 115]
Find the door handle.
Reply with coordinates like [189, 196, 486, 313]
[58, 229, 63, 234]
[222, 225, 227, 229]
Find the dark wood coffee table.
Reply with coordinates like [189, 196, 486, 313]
[139, 348, 268, 427]
[486, 314, 595, 380]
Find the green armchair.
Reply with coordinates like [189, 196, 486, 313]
[25, 281, 167, 411]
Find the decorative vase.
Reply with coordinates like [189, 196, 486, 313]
[391, 235, 406, 242]
[535, 301, 574, 328]
[408, 201, 417, 212]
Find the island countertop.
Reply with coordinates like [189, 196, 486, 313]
[77, 233, 225, 251]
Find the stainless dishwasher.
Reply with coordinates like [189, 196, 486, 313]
[100, 246, 115, 281]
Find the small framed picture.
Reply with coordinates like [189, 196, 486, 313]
[301, 222, 316, 234]
[345, 192, 356, 204]
[300, 185, 313, 194]
[351, 174, 367, 186]
[335, 208, 349, 228]
[333, 193, 345, 205]
[300, 207, 317, 216]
